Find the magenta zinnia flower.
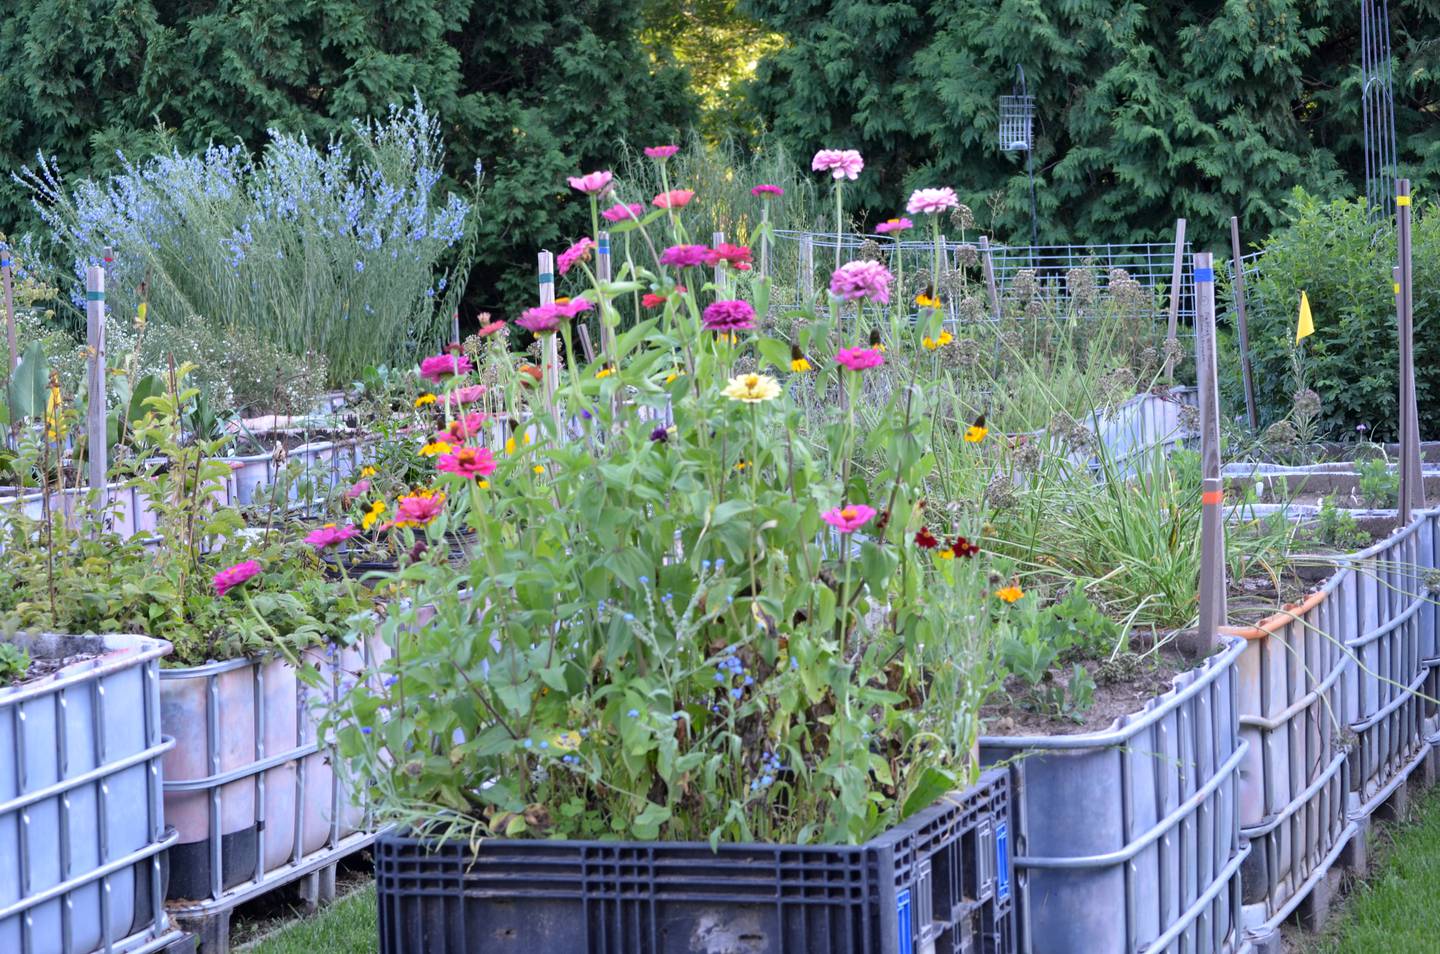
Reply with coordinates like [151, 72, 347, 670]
[702, 300, 757, 332]
[659, 244, 709, 268]
[875, 217, 914, 235]
[704, 244, 753, 269]
[516, 305, 563, 334]
[213, 560, 262, 597]
[751, 184, 784, 198]
[601, 201, 644, 223]
[306, 524, 360, 549]
[821, 504, 876, 534]
[906, 188, 959, 215]
[434, 412, 488, 444]
[437, 446, 497, 481]
[829, 260, 893, 304]
[344, 479, 371, 502]
[557, 238, 596, 276]
[652, 189, 694, 210]
[419, 353, 473, 383]
[644, 145, 680, 160]
[811, 149, 864, 181]
[553, 298, 593, 318]
[568, 171, 613, 196]
[446, 384, 487, 407]
[835, 346, 885, 371]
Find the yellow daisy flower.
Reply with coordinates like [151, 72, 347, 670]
[964, 415, 989, 444]
[505, 436, 516, 455]
[995, 585, 1024, 603]
[361, 500, 386, 531]
[414, 393, 437, 407]
[360, 466, 378, 478]
[420, 440, 453, 457]
[915, 292, 941, 309]
[722, 373, 781, 403]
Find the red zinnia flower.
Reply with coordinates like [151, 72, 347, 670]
[915, 527, 939, 549]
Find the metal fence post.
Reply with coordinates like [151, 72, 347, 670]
[799, 234, 814, 307]
[1396, 180, 1424, 520]
[1195, 252, 1226, 648]
[1164, 218, 1187, 382]
[1229, 217, 1258, 430]
[85, 262, 108, 521]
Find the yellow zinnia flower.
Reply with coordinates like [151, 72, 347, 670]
[420, 440, 453, 457]
[361, 500, 386, 531]
[414, 393, 437, 407]
[722, 373, 781, 403]
[360, 466, 377, 478]
[995, 585, 1024, 604]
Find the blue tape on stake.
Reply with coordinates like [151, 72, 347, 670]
[0, 259, 11, 269]
[85, 291, 104, 301]
[538, 272, 554, 284]
[598, 240, 610, 254]
[1194, 267, 1215, 282]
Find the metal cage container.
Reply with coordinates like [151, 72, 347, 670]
[999, 94, 1034, 152]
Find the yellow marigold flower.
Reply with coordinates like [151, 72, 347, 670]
[963, 415, 988, 443]
[361, 500, 386, 531]
[552, 731, 582, 751]
[722, 373, 781, 403]
[414, 393, 437, 407]
[995, 585, 1024, 604]
[360, 466, 377, 478]
[420, 440, 453, 457]
[554, 296, 571, 305]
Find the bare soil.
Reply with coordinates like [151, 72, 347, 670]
[9, 650, 104, 688]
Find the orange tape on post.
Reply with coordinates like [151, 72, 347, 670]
[1201, 489, 1224, 505]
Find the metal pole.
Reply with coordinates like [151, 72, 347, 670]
[596, 230, 614, 364]
[1, 248, 15, 375]
[799, 234, 814, 308]
[1229, 217, 1258, 430]
[1396, 179, 1423, 520]
[979, 236, 1001, 320]
[85, 264, 108, 519]
[537, 250, 559, 430]
[1026, 146, 1039, 262]
[1164, 219, 1187, 383]
[1195, 252, 1226, 649]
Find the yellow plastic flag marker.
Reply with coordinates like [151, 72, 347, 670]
[1296, 291, 1314, 344]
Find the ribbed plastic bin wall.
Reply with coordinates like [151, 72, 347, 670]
[220, 438, 368, 505]
[375, 769, 1015, 954]
[0, 633, 183, 954]
[1093, 386, 1198, 465]
[160, 635, 386, 920]
[978, 636, 1248, 954]
[1223, 595, 1356, 945]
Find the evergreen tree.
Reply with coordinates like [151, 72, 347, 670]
[742, 0, 1440, 249]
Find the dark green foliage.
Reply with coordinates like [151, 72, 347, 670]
[0, 0, 695, 314]
[743, 0, 1440, 249]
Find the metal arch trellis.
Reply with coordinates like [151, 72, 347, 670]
[1361, 0, 1400, 219]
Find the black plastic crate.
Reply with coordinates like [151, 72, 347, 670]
[376, 768, 1014, 954]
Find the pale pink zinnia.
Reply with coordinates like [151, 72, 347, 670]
[601, 202, 644, 223]
[436, 446, 497, 481]
[344, 479, 371, 502]
[821, 504, 876, 534]
[906, 188, 960, 215]
[829, 260, 893, 304]
[419, 353, 473, 383]
[557, 238, 596, 276]
[835, 346, 885, 371]
[652, 189, 694, 210]
[701, 300, 756, 332]
[434, 412, 489, 445]
[644, 145, 680, 160]
[751, 184, 784, 198]
[213, 559, 262, 597]
[446, 384, 487, 407]
[553, 298, 593, 318]
[659, 244, 709, 268]
[568, 170, 613, 196]
[875, 217, 914, 235]
[811, 149, 864, 181]
[305, 524, 360, 549]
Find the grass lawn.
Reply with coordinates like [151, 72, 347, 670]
[241, 884, 378, 954]
[1302, 784, 1440, 953]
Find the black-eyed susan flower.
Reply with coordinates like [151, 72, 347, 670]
[414, 393, 437, 407]
[790, 343, 812, 373]
[915, 287, 941, 309]
[964, 414, 989, 443]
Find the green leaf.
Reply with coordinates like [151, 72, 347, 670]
[901, 766, 956, 819]
[8, 341, 47, 422]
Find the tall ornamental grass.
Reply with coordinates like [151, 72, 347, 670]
[22, 99, 477, 387]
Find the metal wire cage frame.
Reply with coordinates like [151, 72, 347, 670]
[1361, 0, 1400, 219]
[998, 68, 1035, 153]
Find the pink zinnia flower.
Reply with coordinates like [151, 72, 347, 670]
[419, 353, 473, 383]
[644, 145, 680, 160]
[811, 149, 864, 181]
[557, 238, 596, 276]
[829, 260, 893, 304]
[702, 300, 757, 332]
[821, 504, 876, 534]
[568, 171, 613, 196]
[344, 479, 371, 502]
[437, 446, 497, 481]
[553, 298, 593, 318]
[659, 245, 709, 268]
[477, 319, 507, 337]
[434, 412, 488, 444]
[446, 384, 487, 407]
[601, 202, 644, 223]
[213, 559, 262, 597]
[306, 524, 360, 549]
[704, 244, 753, 269]
[642, 293, 668, 309]
[517, 305, 563, 334]
[875, 217, 914, 235]
[751, 184, 784, 198]
[652, 189, 694, 210]
[835, 346, 885, 371]
[906, 188, 960, 215]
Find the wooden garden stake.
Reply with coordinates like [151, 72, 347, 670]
[978, 236, 1001, 320]
[85, 264, 108, 520]
[759, 203, 771, 280]
[2, 248, 15, 375]
[597, 230, 615, 364]
[1396, 180, 1424, 521]
[1194, 252, 1226, 650]
[1229, 217, 1258, 430]
[713, 230, 726, 294]
[537, 251, 560, 432]
[1164, 218, 1187, 382]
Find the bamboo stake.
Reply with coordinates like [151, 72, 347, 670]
[85, 264, 108, 521]
[1194, 252, 1226, 649]
[1229, 217, 1258, 430]
[1164, 218, 1187, 382]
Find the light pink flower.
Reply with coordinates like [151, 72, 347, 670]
[751, 184, 784, 198]
[906, 188, 959, 215]
[811, 149, 863, 181]
[557, 238, 596, 276]
[659, 244, 709, 268]
[875, 217, 914, 235]
[446, 384, 487, 407]
[835, 346, 885, 371]
[701, 300, 756, 332]
[568, 171, 613, 196]
[419, 353, 473, 383]
[437, 446, 497, 481]
[477, 319, 507, 337]
[434, 412, 489, 444]
[344, 479, 371, 502]
[517, 305, 563, 334]
[644, 145, 680, 160]
[213, 560, 262, 597]
[601, 202, 644, 223]
[391, 493, 446, 529]
[306, 524, 360, 549]
[553, 298, 593, 318]
[652, 189, 694, 210]
[829, 260, 893, 304]
[821, 504, 876, 534]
